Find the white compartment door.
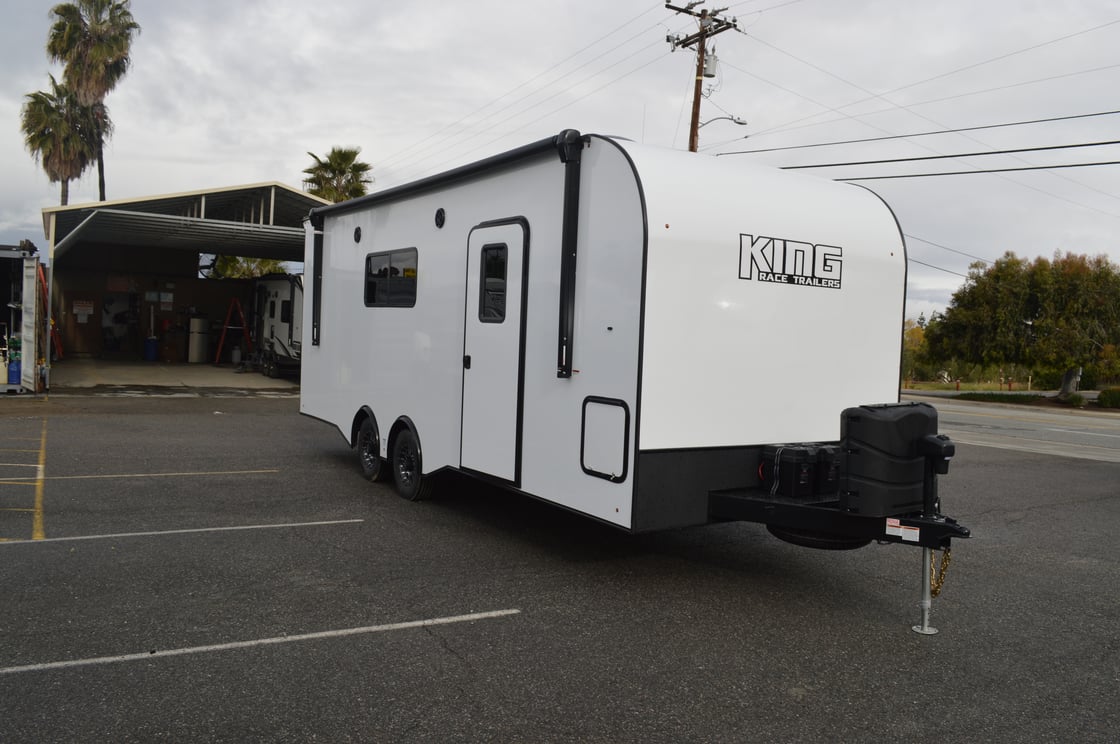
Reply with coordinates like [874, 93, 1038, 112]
[461, 221, 527, 483]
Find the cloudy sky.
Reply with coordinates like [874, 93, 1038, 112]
[3, 0, 1118, 319]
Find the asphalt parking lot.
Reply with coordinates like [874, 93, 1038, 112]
[1, 394, 1117, 742]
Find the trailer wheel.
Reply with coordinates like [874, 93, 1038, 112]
[356, 418, 383, 481]
[391, 428, 434, 501]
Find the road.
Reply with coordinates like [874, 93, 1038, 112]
[0, 395, 1117, 742]
[906, 395, 1120, 462]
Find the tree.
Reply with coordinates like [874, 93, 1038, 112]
[302, 147, 373, 203]
[925, 253, 1035, 368]
[901, 318, 928, 383]
[925, 251, 1120, 393]
[47, 0, 140, 201]
[20, 75, 96, 205]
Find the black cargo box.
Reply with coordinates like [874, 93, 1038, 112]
[839, 402, 938, 517]
[760, 445, 816, 499]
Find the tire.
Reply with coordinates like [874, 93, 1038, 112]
[355, 418, 382, 481]
[766, 525, 871, 551]
[391, 428, 435, 501]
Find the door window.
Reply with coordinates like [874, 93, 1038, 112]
[479, 244, 507, 323]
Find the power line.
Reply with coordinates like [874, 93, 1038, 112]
[715, 57, 1120, 217]
[836, 160, 1120, 181]
[716, 26, 1120, 212]
[905, 234, 992, 265]
[718, 109, 1120, 156]
[750, 17, 1120, 137]
[907, 257, 970, 278]
[783, 139, 1120, 170]
[727, 0, 805, 15]
[377, 5, 664, 171]
[739, 63, 1120, 143]
[405, 45, 673, 182]
[386, 10, 707, 179]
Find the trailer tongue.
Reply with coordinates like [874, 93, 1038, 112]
[708, 402, 970, 633]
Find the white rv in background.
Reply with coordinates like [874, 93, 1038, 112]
[2, 242, 41, 394]
[253, 273, 303, 378]
[300, 130, 968, 560]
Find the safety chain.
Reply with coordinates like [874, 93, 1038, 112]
[929, 547, 952, 598]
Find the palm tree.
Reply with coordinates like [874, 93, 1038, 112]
[302, 147, 373, 203]
[20, 75, 96, 205]
[47, 0, 140, 201]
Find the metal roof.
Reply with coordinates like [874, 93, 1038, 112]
[41, 182, 328, 263]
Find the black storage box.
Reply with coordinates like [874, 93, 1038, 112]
[839, 402, 938, 517]
[813, 443, 841, 497]
[760, 445, 817, 499]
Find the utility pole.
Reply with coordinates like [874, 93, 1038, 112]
[665, 2, 738, 152]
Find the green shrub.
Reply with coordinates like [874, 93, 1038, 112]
[1030, 368, 1063, 389]
[1065, 393, 1086, 407]
[1098, 388, 1120, 408]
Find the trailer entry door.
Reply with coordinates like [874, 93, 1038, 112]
[461, 220, 528, 484]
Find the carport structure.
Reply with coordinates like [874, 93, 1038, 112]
[40, 183, 327, 376]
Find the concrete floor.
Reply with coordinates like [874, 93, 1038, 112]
[27, 358, 299, 391]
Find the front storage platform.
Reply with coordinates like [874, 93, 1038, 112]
[707, 402, 970, 550]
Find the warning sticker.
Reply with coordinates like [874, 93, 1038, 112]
[886, 518, 920, 542]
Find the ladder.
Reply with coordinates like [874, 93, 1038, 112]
[38, 263, 63, 361]
[213, 297, 253, 364]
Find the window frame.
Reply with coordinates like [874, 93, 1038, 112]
[364, 247, 418, 308]
[478, 242, 508, 324]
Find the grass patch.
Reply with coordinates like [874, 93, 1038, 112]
[955, 392, 1047, 405]
[904, 381, 1036, 393]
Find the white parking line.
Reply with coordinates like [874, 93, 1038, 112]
[0, 519, 365, 545]
[0, 609, 522, 676]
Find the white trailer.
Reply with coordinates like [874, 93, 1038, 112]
[301, 131, 968, 624]
[253, 273, 303, 378]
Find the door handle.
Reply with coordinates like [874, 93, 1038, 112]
[463, 354, 471, 369]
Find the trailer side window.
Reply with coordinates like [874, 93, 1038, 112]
[280, 300, 292, 324]
[479, 244, 507, 323]
[365, 248, 418, 308]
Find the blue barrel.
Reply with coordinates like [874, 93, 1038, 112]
[7, 360, 20, 385]
[144, 337, 159, 361]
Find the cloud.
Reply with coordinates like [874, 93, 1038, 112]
[1, 0, 1118, 322]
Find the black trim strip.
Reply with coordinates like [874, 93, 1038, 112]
[311, 229, 323, 346]
[556, 130, 585, 378]
[309, 132, 579, 221]
[298, 410, 349, 446]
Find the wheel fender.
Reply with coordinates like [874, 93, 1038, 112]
[351, 406, 380, 450]
[389, 416, 421, 471]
